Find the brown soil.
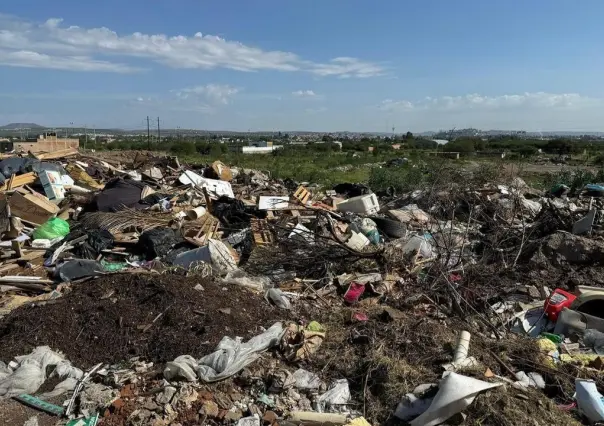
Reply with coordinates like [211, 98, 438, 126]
[0, 398, 61, 426]
[0, 273, 292, 368]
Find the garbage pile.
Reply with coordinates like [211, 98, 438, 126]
[1, 150, 604, 425]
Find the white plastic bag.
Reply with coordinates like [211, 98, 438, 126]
[223, 269, 270, 292]
[402, 234, 435, 258]
[164, 323, 285, 383]
[265, 288, 291, 309]
[164, 355, 198, 382]
[0, 359, 45, 398]
[285, 369, 322, 390]
[317, 379, 350, 412]
[0, 346, 66, 398]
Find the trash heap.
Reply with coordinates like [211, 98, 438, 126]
[1, 151, 604, 425]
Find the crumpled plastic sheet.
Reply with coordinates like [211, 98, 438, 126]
[408, 372, 503, 426]
[236, 414, 261, 426]
[284, 369, 322, 390]
[223, 268, 271, 292]
[316, 379, 351, 413]
[0, 346, 81, 398]
[265, 288, 291, 309]
[515, 371, 545, 389]
[164, 322, 284, 383]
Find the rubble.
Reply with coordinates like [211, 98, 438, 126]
[0, 149, 600, 425]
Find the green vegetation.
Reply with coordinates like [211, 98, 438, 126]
[541, 168, 604, 193]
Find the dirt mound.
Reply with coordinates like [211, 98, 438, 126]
[0, 273, 291, 368]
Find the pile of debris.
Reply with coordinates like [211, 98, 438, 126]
[1, 150, 604, 425]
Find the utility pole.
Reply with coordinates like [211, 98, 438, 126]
[157, 117, 160, 144]
[147, 116, 151, 149]
[85, 125, 88, 150]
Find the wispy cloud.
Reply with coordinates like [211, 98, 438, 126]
[0, 15, 385, 77]
[310, 57, 385, 78]
[292, 90, 317, 97]
[0, 49, 138, 72]
[175, 84, 239, 105]
[378, 92, 601, 112]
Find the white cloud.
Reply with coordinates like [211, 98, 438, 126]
[175, 84, 239, 105]
[379, 92, 600, 112]
[0, 15, 385, 77]
[310, 57, 385, 78]
[292, 90, 317, 97]
[0, 49, 137, 72]
[374, 92, 604, 132]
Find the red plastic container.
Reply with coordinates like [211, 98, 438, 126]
[545, 288, 576, 322]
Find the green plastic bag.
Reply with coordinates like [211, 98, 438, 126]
[32, 217, 70, 240]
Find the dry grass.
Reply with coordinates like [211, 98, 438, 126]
[310, 304, 583, 425]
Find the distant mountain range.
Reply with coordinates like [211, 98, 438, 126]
[0, 123, 45, 130]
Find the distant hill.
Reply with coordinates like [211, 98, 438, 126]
[0, 123, 45, 130]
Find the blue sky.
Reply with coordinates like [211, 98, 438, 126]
[1, 0, 603, 132]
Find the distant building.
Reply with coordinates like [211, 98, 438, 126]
[230, 145, 283, 154]
[248, 140, 273, 148]
[392, 144, 401, 150]
[2, 132, 79, 153]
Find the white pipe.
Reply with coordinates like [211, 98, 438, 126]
[453, 330, 471, 363]
[186, 206, 207, 220]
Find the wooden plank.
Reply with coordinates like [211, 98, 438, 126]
[29, 147, 78, 160]
[251, 218, 274, 245]
[0, 173, 36, 191]
[7, 174, 15, 190]
[293, 186, 311, 205]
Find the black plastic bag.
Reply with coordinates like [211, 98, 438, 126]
[58, 259, 105, 282]
[137, 228, 181, 260]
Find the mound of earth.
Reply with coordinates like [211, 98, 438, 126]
[0, 273, 290, 368]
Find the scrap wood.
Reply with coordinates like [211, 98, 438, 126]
[183, 213, 220, 246]
[293, 185, 311, 205]
[0, 282, 51, 293]
[251, 218, 275, 245]
[80, 208, 174, 232]
[29, 147, 78, 160]
[7, 174, 15, 190]
[0, 172, 36, 191]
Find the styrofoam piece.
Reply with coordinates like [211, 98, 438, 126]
[409, 372, 503, 426]
[60, 175, 75, 186]
[576, 379, 604, 422]
[289, 223, 314, 244]
[336, 194, 380, 215]
[346, 231, 370, 251]
[178, 170, 235, 198]
[258, 196, 289, 210]
[173, 239, 237, 274]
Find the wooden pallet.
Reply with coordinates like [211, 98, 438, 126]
[184, 213, 220, 247]
[293, 186, 311, 205]
[251, 218, 274, 245]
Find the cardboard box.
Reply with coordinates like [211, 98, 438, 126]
[39, 170, 65, 200]
[9, 191, 59, 225]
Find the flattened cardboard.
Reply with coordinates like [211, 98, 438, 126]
[9, 191, 59, 225]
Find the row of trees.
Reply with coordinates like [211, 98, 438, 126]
[442, 137, 586, 156]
